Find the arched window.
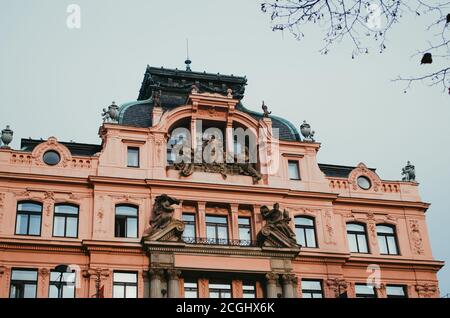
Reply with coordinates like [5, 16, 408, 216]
[115, 205, 138, 238]
[294, 216, 317, 248]
[15, 201, 42, 236]
[346, 223, 369, 253]
[377, 224, 399, 255]
[53, 204, 79, 238]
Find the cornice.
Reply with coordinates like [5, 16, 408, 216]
[335, 196, 430, 210]
[0, 172, 89, 185]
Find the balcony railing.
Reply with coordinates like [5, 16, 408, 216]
[182, 236, 258, 247]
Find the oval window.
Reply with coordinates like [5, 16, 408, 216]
[357, 176, 372, 190]
[43, 150, 61, 166]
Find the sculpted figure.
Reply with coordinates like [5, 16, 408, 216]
[150, 194, 180, 230]
[258, 203, 298, 247]
[401, 161, 416, 182]
[262, 101, 272, 118]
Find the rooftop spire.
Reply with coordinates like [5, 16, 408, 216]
[185, 38, 192, 71]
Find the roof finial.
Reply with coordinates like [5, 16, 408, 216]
[185, 38, 192, 71]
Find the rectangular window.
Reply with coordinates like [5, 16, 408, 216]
[242, 282, 256, 298]
[182, 214, 196, 243]
[288, 160, 300, 180]
[49, 271, 76, 298]
[295, 217, 317, 248]
[355, 284, 377, 298]
[113, 272, 137, 298]
[127, 147, 140, 168]
[209, 281, 232, 298]
[53, 204, 79, 238]
[386, 285, 407, 298]
[238, 217, 252, 246]
[184, 281, 198, 298]
[301, 280, 323, 298]
[9, 269, 38, 298]
[206, 215, 228, 245]
[115, 205, 138, 238]
[15, 202, 42, 236]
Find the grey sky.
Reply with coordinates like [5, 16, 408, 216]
[1, 0, 449, 295]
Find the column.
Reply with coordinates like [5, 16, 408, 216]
[149, 268, 164, 298]
[167, 269, 181, 298]
[197, 201, 206, 238]
[230, 203, 239, 241]
[292, 275, 299, 298]
[265, 273, 279, 298]
[282, 274, 294, 298]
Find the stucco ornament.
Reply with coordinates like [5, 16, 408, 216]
[348, 162, 382, 192]
[257, 203, 299, 248]
[31, 137, 72, 167]
[0, 125, 13, 148]
[409, 219, 424, 255]
[401, 161, 416, 182]
[142, 194, 185, 242]
[101, 101, 119, 123]
[300, 120, 315, 142]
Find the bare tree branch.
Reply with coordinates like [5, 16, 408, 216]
[261, 0, 450, 94]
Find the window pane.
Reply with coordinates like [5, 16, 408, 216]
[18, 203, 42, 212]
[116, 205, 138, 216]
[387, 285, 406, 297]
[113, 285, 124, 298]
[63, 285, 75, 298]
[288, 161, 300, 179]
[238, 217, 250, 225]
[184, 224, 196, 238]
[127, 148, 139, 167]
[348, 234, 358, 252]
[206, 226, 216, 240]
[355, 284, 375, 296]
[53, 216, 66, 236]
[182, 214, 195, 222]
[347, 223, 364, 232]
[302, 293, 313, 298]
[126, 286, 137, 298]
[357, 234, 368, 253]
[49, 285, 59, 298]
[206, 216, 227, 224]
[302, 280, 321, 291]
[312, 293, 323, 298]
[377, 225, 394, 234]
[126, 217, 138, 238]
[185, 290, 198, 298]
[378, 236, 389, 254]
[115, 217, 126, 237]
[10, 284, 20, 298]
[28, 215, 41, 235]
[295, 217, 313, 226]
[217, 226, 228, 241]
[12, 270, 37, 281]
[295, 228, 306, 246]
[66, 217, 78, 237]
[55, 205, 78, 214]
[387, 236, 398, 254]
[16, 214, 29, 234]
[305, 228, 316, 247]
[114, 272, 137, 283]
[23, 284, 36, 298]
[209, 291, 219, 298]
[239, 227, 251, 241]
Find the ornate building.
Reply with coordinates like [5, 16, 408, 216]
[0, 64, 443, 298]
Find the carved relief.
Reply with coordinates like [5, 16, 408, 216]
[0, 193, 5, 231]
[39, 268, 50, 295]
[326, 278, 348, 298]
[323, 210, 336, 245]
[415, 283, 439, 298]
[43, 191, 55, 229]
[348, 162, 382, 192]
[409, 219, 425, 255]
[366, 213, 378, 247]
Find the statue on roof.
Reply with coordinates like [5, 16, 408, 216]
[152, 90, 162, 107]
[300, 120, 315, 142]
[102, 101, 119, 124]
[262, 101, 272, 118]
[401, 161, 416, 182]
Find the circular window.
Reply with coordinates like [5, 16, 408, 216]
[357, 176, 372, 190]
[43, 150, 61, 166]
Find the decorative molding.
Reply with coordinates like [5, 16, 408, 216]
[323, 210, 336, 245]
[348, 163, 382, 192]
[415, 283, 439, 298]
[409, 219, 425, 255]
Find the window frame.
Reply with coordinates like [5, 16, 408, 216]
[386, 285, 408, 298]
[15, 201, 43, 236]
[112, 271, 138, 298]
[48, 270, 77, 298]
[242, 282, 256, 298]
[301, 279, 323, 298]
[183, 280, 198, 298]
[376, 224, 400, 255]
[288, 160, 301, 180]
[9, 268, 38, 298]
[114, 204, 139, 238]
[346, 222, 370, 254]
[182, 213, 197, 243]
[52, 203, 79, 238]
[238, 216, 252, 246]
[355, 283, 378, 298]
[127, 146, 140, 168]
[208, 281, 232, 298]
[294, 216, 318, 248]
[205, 215, 229, 245]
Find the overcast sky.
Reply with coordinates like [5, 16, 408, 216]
[1, 0, 449, 295]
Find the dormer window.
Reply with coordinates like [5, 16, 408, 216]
[127, 147, 139, 168]
[288, 160, 301, 180]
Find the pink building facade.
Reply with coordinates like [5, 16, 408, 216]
[0, 65, 443, 298]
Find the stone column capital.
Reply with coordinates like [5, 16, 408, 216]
[265, 272, 279, 283]
[167, 269, 181, 280]
[281, 273, 294, 284]
[149, 268, 165, 280]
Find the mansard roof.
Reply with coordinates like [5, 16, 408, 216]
[21, 139, 102, 156]
[119, 65, 301, 142]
